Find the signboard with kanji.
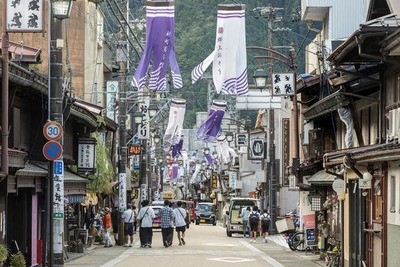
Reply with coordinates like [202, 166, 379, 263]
[138, 98, 150, 140]
[282, 118, 290, 186]
[106, 81, 118, 120]
[6, 0, 45, 32]
[53, 160, 64, 219]
[77, 138, 96, 174]
[228, 171, 237, 189]
[118, 173, 127, 212]
[211, 172, 218, 189]
[272, 73, 295, 96]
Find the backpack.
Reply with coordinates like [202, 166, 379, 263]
[261, 214, 270, 226]
[249, 212, 259, 225]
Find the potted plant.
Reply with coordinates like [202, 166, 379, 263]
[10, 252, 26, 267]
[0, 244, 9, 265]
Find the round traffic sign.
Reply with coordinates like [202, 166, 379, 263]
[43, 141, 63, 161]
[43, 121, 63, 141]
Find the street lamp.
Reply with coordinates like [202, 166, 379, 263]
[253, 68, 268, 88]
[225, 131, 234, 143]
[148, 103, 158, 118]
[52, 0, 73, 19]
[133, 111, 144, 124]
[153, 134, 161, 144]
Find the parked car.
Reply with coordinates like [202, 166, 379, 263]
[195, 202, 217, 225]
[150, 206, 163, 229]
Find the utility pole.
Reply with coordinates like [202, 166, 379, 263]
[117, 43, 128, 246]
[254, 5, 283, 235]
[49, 14, 65, 267]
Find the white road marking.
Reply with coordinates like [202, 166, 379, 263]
[240, 240, 285, 267]
[208, 257, 255, 263]
[203, 242, 238, 247]
[100, 254, 130, 267]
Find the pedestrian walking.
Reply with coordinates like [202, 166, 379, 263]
[121, 203, 135, 247]
[248, 206, 260, 243]
[137, 200, 155, 248]
[173, 201, 187, 246]
[240, 207, 251, 237]
[260, 209, 271, 243]
[110, 206, 119, 245]
[160, 200, 175, 247]
[102, 207, 113, 247]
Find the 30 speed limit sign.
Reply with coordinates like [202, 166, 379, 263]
[43, 121, 63, 141]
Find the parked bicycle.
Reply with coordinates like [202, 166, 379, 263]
[325, 236, 341, 267]
[289, 231, 306, 251]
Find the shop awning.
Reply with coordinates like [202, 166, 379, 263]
[15, 162, 47, 177]
[323, 141, 400, 167]
[307, 170, 336, 186]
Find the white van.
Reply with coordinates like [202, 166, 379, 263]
[225, 197, 260, 237]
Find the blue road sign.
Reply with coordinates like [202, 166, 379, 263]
[54, 160, 64, 175]
[43, 141, 63, 161]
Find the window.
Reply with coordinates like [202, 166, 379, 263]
[390, 175, 396, 212]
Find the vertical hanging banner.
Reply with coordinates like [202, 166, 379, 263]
[131, 1, 182, 91]
[191, 4, 248, 95]
[6, 0, 44, 32]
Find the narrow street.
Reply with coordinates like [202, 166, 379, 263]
[65, 223, 325, 267]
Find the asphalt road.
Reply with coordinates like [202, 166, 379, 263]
[65, 223, 325, 267]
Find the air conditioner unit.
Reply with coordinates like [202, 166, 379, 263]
[386, 108, 400, 142]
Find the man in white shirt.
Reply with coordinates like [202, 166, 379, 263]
[137, 200, 155, 248]
[121, 203, 135, 247]
[173, 201, 187, 246]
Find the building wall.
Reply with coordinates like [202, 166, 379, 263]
[84, 4, 105, 106]
[388, 161, 400, 266]
[387, 224, 400, 267]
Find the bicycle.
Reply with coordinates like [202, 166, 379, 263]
[325, 236, 341, 267]
[289, 231, 307, 251]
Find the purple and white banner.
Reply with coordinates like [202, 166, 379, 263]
[191, 4, 248, 95]
[132, 1, 182, 91]
[196, 100, 226, 142]
[163, 99, 186, 150]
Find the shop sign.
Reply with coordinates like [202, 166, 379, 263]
[77, 138, 96, 174]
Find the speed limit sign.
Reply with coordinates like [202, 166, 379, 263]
[43, 121, 63, 141]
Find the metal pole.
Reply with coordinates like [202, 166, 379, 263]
[269, 109, 277, 234]
[118, 60, 127, 246]
[50, 14, 64, 266]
